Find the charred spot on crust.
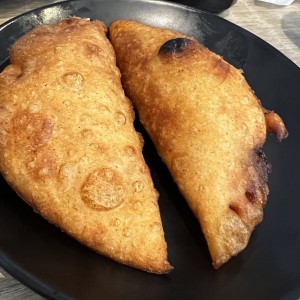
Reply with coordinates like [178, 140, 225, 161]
[245, 149, 271, 206]
[253, 149, 271, 182]
[229, 203, 241, 216]
[228, 149, 271, 231]
[158, 38, 193, 55]
[245, 190, 255, 203]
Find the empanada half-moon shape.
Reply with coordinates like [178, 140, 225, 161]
[109, 20, 288, 268]
[0, 18, 172, 274]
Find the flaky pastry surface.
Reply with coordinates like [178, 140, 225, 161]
[109, 20, 288, 268]
[0, 18, 172, 274]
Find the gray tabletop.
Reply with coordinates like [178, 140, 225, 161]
[0, 0, 299, 299]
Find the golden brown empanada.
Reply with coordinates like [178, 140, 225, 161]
[109, 20, 288, 268]
[0, 18, 172, 274]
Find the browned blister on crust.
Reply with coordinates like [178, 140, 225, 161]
[109, 20, 288, 268]
[0, 18, 172, 274]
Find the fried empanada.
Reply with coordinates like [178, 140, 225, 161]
[0, 18, 172, 274]
[109, 20, 288, 268]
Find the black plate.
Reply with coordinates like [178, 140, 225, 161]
[1, 1, 300, 299]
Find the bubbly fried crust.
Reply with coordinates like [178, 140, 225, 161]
[109, 20, 288, 268]
[0, 18, 172, 274]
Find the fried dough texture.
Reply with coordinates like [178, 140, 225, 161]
[0, 18, 172, 274]
[109, 20, 288, 268]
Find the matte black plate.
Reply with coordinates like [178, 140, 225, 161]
[0, 1, 300, 299]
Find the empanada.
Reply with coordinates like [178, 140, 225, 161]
[0, 18, 172, 274]
[109, 20, 288, 268]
